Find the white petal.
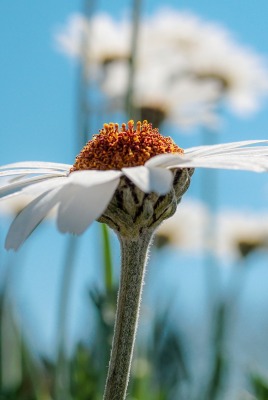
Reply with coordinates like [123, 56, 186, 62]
[22, 177, 68, 195]
[198, 147, 268, 157]
[146, 142, 268, 172]
[160, 155, 268, 172]
[5, 187, 63, 250]
[22, 169, 121, 195]
[0, 178, 66, 203]
[0, 162, 72, 171]
[0, 175, 63, 198]
[0, 177, 67, 204]
[193, 154, 268, 171]
[57, 173, 121, 234]
[0, 193, 35, 216]
[122, 166, 173, 195]
[147, 141, 268, 168]
[145, 153, 186, 169]
[185, 140, 268, 157]
[0, 168, 68, 177]
[67, 169, 122, 187]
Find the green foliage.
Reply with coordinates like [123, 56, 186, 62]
[70, 343, 100, 400]
[148, 312, 189, 399]
[0, 284, 192, 400]
[201, 302, 228, 400]
[3, 281, 254, 400]
[250, 374, 268, 400]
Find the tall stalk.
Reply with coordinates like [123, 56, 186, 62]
[54, 237, 78, 400]
[103, 3, 144, 397]
[125, 0, 142, 119]
[103, 233, 152, 400]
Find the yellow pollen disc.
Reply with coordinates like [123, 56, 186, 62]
[71, 120, 184, 171]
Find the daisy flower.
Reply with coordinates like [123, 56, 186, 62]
[1, 119, 268, 400]
[149, 9, 268, 116]
[155, 202, 268, 260]
[0, 194, 36, 219]
[55, 10, 268, 128]
[55, 13, 130, 80]
[216, 209, 268, 260]
[155, 198, 210, 252]
[1, 119, 268, 251]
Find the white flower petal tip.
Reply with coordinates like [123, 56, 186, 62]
[122, 166, 174, 195]
[56, 171, 121, 235]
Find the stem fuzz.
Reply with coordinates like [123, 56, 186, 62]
[103, 233, 152, 400]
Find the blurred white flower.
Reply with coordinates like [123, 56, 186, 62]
[0, 193, 56, 220]
[55, 13, 130, 80]
[55, 9, 268, 128]
[156, 203, 268, 260]
[216, 210, 268, 260]
[149, 9, 268, 116]
[155, 199, 210, 252]
[0, 194, 34, 217]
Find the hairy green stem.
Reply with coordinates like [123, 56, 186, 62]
[101, 224, 114, 293]
[103, 232, 152, 400]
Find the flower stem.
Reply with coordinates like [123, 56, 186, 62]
[103, 232, 152, 400]
[101, 224, 114, 293]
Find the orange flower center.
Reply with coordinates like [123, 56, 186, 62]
[71, 120, 184, 171]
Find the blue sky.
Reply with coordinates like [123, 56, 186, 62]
[1, 0, 268, 209]
[1, 1, 268, 391]
[1, 0, 268, 164]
